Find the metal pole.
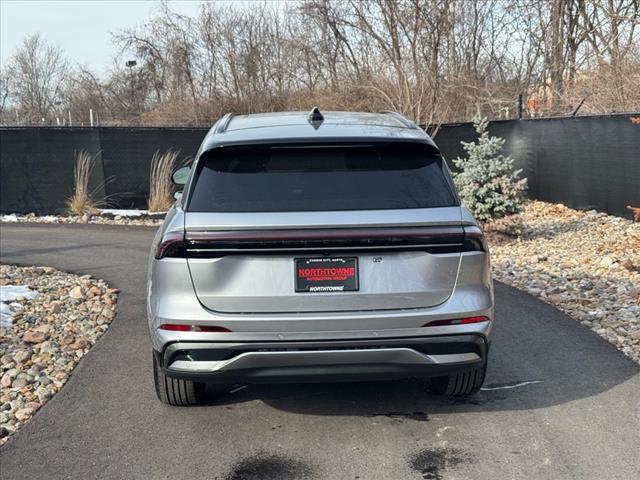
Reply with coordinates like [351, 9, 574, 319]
[517, 94, 523, 119]
[90, 109, 94, 127]
[571, 97, 586, 116]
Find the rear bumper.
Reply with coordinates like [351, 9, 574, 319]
[148, 252, 494, 352]
[155, 333, 488, 383]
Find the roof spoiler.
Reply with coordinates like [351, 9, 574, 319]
[380, 111, 418, 129]
[214, 112, 234, 134]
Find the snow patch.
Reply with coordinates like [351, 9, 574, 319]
[0, 285, 39, 327]
[1, 214, 18, 222]
[0, 285, 39, 302]
[0, 303, 13, 328]
[99, 209, 148, 217]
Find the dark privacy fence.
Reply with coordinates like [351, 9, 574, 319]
[0, 127, 206, 214]
[433, 113, 640, 217]
[1, 114, 638, 217]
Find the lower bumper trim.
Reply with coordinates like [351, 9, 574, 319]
[168, 350, 480, 373]
[158, 334, 487, 383]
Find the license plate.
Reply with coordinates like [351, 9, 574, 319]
[295, 257, 359, 293]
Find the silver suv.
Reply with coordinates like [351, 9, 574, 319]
[148, 109, 493, 405]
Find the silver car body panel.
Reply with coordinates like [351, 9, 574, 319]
[184, 208, 466, 313]
[183, 206, 468, 231]
[187, 251, 460, 313]
[148, 243, 492, 351]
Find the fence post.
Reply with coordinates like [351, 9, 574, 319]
[517, 94, 523, 119]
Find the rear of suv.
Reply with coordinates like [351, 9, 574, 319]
[148, 109, 493, 405]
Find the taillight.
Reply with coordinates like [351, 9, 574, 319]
[155, 231, 186, 259]
[183, 226, 468, 256]
[159, 324, 231, 332]
[423, 316, 489, 327]
[462, 226, 487, 252]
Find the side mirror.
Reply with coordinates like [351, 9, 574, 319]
[171, 166, 191, 186]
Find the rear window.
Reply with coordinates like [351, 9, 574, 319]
[187, 144, 458, 212]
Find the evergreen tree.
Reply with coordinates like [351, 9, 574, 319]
[452, 117, 527, 221]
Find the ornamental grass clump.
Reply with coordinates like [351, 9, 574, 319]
[452, 117, 527, 222]
[67, 150, 100, 216]
[148, 149, 180, 213]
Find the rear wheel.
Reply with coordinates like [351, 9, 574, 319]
[153, 353, 205, 406]
[430, 363, 486, 396]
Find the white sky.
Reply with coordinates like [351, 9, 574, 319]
[0, 0, 207, 74]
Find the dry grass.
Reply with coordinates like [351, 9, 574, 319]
[67, 150, 100, 216]
[148, 149, 180, 213]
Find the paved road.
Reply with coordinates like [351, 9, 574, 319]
[1, 223, 638, 480]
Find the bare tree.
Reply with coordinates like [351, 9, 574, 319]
[6, 33, 69, 124]
[6, 0, 636, 126]
[0, 68, 11, 120]
[110, 0, 640, 123]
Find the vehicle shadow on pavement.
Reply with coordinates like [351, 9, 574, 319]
[199, 362, 634, 417]
[198, 283, 640, 416]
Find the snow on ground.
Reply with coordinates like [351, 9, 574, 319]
[0, 211, 163, 226]
[2, 213, 58, 222]
[0, 285, 39, 302]
[99, 209, 148, 217]
[0, 285, 39, 327]
[0, 303, 13, 328]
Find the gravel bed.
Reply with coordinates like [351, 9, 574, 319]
[0, 265, 118, 444]
[1, 212, 162, 227]
[486, 202, 640, 364]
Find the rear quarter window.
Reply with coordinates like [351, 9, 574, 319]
[187, 143, 458, 212]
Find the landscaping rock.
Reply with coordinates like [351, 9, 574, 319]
[0, 264, 118, 445]
[23, 330, 47, 344]
[14, 408, 34, 422]
[487, 201, 640, 365]
[68, 286, 84, 299]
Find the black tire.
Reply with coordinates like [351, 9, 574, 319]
[430, 363, 486, 396]
[153, 353, 205, 406]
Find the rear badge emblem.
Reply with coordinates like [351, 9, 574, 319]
[373, 257, 383, 263]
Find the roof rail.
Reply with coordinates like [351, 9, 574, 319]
[380, 111, 418, 129]
[214, 112, 234, 134]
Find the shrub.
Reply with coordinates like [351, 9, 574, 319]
[67, 150, 100, 216]
[148, 149, 180, 213]
[452, 117, 527, 222]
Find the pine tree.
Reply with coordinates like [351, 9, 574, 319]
[452, 117, 527, 221]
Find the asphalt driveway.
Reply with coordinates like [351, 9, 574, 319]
[0, 223, 638, 480]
